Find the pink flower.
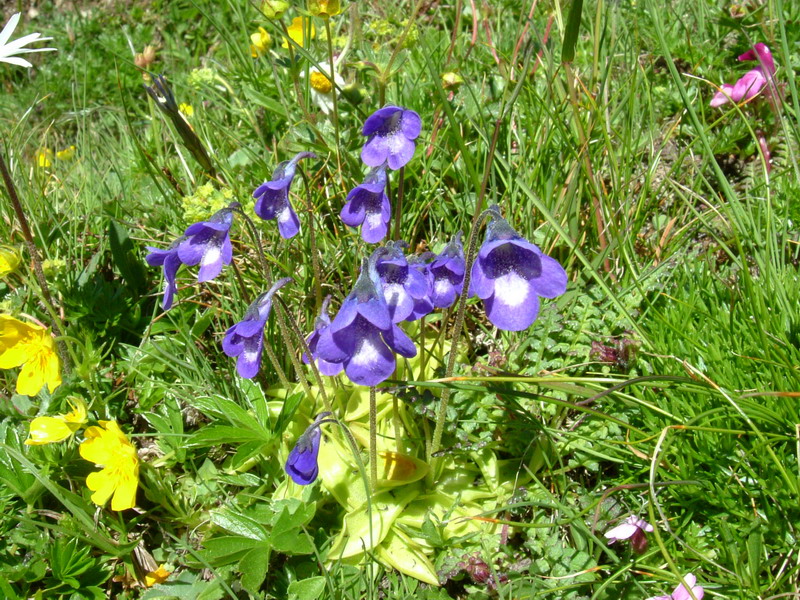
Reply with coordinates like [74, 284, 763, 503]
[711, 43, 775, 107]
[647, 573, 705, 600]
[604, 515, 654, 554]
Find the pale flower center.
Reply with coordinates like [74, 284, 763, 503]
[310, 71, 333, 94]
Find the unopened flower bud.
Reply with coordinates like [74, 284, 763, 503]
[441, 71, 464, 90]
[260, 0, 289, 18]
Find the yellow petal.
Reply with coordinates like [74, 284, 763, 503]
[111, 470, 138, 511]
[63, 397, 88, 424]
[14, 343, 61, 396]
[80, 421, 139, 511]
[16, 359, 49, 396]
[145, 565, 172, 587]
[80, 425, 114, 464]
[36, 149, 53, 168]
[24, 416, 76, 445]
[0, 246, 22, 278]
[0, 343, 31, 369]
[56, 145, 76, 160]
[86, 469, 116, 506]
[282, 17, 315, 49]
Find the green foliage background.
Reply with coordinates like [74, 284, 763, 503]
[1, 0, 799, 598]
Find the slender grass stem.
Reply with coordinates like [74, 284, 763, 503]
[392, 166, 405, 241]
[324, 19, 343, 181]
[369, 385, 378, 491]
[299, 170, 323, 310]
[0, 146, 71, 372]
[428, 119, 503, 473]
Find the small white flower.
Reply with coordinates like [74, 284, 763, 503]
[303, 61, 345, 115]
[0, 13, 55, 68]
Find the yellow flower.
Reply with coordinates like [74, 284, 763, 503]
[0, 245, 21, 278]
[144, 565, 172, 587]
[260, 0, 289, 18]
[308, 0, 342, 18]
[79, 420, 139, 511]
[56, 145, 76, 160]
[179, 103, 194, 117]
[282, 17, 315, 49]
[250, 27, 272, 57]
[36, 148, 53, 168]
[0, 315, 62, 396]
[25, 397, 88, 445]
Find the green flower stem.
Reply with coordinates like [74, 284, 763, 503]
[274, 296, 334, 416]
[392, 394, 402, 453]
[428, 119, 504, 478]
[369, 385, 378, 491]
[299, 170, 324, 310]
[392, 166, 405, 241]
[0, 146, 71, 372]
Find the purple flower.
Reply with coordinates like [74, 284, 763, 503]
[407, 254, 435, 321]
[469, 207, 567, 331]
[604, 515, 654, 554]
[302, 296, 344, 376]
[711, 43, 775, 107]
[428, 232, 466, 309]
[361, 106, 421, 170]
[177, 203, 237, 282]
[285, 412, 332, 485]
[340, 166, 391, 244]
[376, 242, 432, 323]
[145, 238, 184, 311]
[222, 278, 291, 378]
[253, 152, 316, 239]
[646, 573, 705, 600]
[315, 254, 417, 386]
[144, 203, 238, 310]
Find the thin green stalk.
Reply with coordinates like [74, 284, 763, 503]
[369, 386, 378, 491]
[274, 296, 333, 416]
[0, 146, 71, 372]
[324, 19, 342, 180]
[392, 166, 405, 241]
[299, 170, 323, 310]
[392, 395, 402, 453]
[428, 119, 503, 473]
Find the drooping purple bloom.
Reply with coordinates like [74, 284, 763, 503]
[253, 152, 316, 239]
[177, 203, 237, 282]
[361, 106, 421, 170]
[285, 412, 332, 485]
[604, 515, 654, 554]
[315, 254, 417, 386]
[222, 278, 291, 379]
[711, 43, 775, 108]
[302, 296, 344, 376]
[428, 232, 466, 309]
[340, 166, 391, 243]
[470, 207, 567, 331]
[145, 237, 184, 311]
[646, 573, 705, 600]
[376, 242, 432, 323]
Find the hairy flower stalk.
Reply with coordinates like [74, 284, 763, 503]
[428, 208, 495, 469]
[428, 203, 568, 472]
[369, 386, 378, 491]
